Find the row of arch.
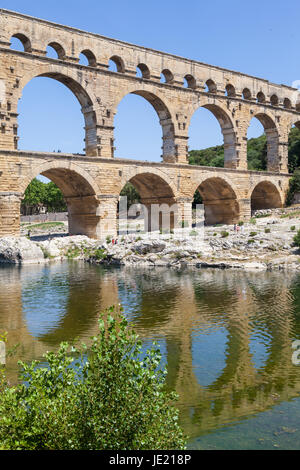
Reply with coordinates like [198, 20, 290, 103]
[20, 162, 283, 237]
[15, 70, 300, 172]
[9, 33, 298, 111]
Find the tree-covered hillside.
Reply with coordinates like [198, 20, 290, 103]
[189, 127, 300, 172]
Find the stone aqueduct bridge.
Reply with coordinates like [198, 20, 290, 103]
[0, 9, 299, 239]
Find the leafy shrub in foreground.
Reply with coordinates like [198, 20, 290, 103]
[0, 307, 186, 450]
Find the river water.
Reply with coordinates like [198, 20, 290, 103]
[1, 261, 300, 449]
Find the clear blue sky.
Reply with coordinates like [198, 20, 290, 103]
[4, 0, 300, 162]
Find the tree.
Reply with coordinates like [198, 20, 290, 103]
[0, 307, 186, 450]
[21, 179, 67, 215]
[120, 182, 141, 209]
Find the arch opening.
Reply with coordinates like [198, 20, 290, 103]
[247, 114, 279, 172]
[225, 84, 236, 97]
[109, 56, 125, 73]
[184, 74, 196, 89]
[79, 50, 97, 67]
[119, 173, 176, 233]
[136, 63, 150, 79]
[17, 73, 97, 156]
[188, 104, 236, 169]
[251, 182, 282, 212]
[114, 90, 174, 162]
[21, 168, 100, 239]
[195, 177, 239, 225]
[10, 34, 31, 52]
[160, 69, 174, 84]
[242, 88, 252, 100]
[287, 123, 300, 173]
[46, 42, 65, 60]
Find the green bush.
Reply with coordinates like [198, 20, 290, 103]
[264, 228, 271, 234]
[249, 231, 257, 237]
[0, 307, 186, 450]
[291, 226, 296, 231]
[293, 230, 300, 248]
[221, 231, 229, 238]
[248, 239, 255, 244]
[238, 221, 244, 226]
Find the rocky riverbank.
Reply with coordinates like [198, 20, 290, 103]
[1, 207, 300, 271]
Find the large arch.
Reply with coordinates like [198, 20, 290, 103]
[21, 162, 101, 239]
[188, 102, 237, 169]
[114, 89, 175, 163]
[247, 113, 279, 172]
[195, 177, 239, 225]
[250, 181, 282, 212]
[17, 70, 98, 156]
[119, 172, 177, 232]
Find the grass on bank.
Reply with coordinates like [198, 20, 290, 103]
[24, 222, 65, 231]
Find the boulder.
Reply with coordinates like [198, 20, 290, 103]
[0, 237, 45, 264]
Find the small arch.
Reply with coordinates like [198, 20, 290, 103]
[225, 84, 236, 97]
[161, 69, 174, 84]
[270, 94, 279, 106]
[251, 181, 282, 212]
[257, 92, 266, 103]
[47, 42, 66, 60]
[10, 33, 32, 52]
[184, 74, 196, 89]
[136, 63, 150, 79]
[283, 98, 292, 109]
[206, 79, 217, 93]
[242, 88, 252, 100]
[109, 55, 125, 73]
[195, 177, 239, 225]
[79, 49, 97, 67]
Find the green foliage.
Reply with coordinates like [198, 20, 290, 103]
[288, 127, 300, 173]
[265, 228, 271, 234]
[286, 169, 300, 206]
[249, 231, 257, 237]
[291, 226, 296, 231]
[221, 231, 229, 238]
[293, 230, 300, 248]
[238, 221, 244, 226]
[0, 308, 186, 450]
[248, 239, 255, 244]
[21, 179, 67, 215]
[120, 183, 141, 208]
[189, 127, 300, 176]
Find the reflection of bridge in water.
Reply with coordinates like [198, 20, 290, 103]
[0, 263, 300, 437]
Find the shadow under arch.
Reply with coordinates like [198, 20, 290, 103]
[114, 89, 175, 162]
[188, 103, 237, 169]
[251, 181, 282, 211]
[18, 71, 98, 156]
[21, 161, 101, 238]
[120, 171, 177, 232]
[196, 177, 239, 225]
